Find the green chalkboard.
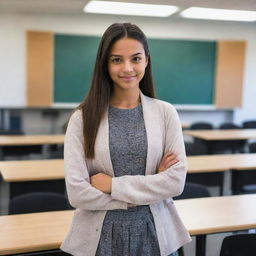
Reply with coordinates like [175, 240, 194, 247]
[54, 35, 100, 103]
[54, 34, 216, 104]
[149, 39, 216, 104]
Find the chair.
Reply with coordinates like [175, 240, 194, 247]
[189, 122, 215, 155]
[219, 234, 256, 256]
[10, 178, 66, 199]
[174, 182, 210, 200]
[8, 192, 73, 214]
[190, 122, 213, 130]
[231, 143, 256, 194]
[48, 145, 64, 159]
[242, 120, 256, 129]
[231, 170, 256, 194]
[185, 140, 208, 155]
[249, 142, 256, 153]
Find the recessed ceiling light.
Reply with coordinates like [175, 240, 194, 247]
[84, 1, 179, 17]
[180, 7, 256, 22]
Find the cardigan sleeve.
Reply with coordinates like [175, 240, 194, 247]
[64, 111, 127, 211]
[111, 104, 187, 205]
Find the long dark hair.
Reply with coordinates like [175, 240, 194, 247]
[79, 22, 155, 158]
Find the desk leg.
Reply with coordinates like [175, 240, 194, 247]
[41, 145, 50, 159]
[196, 235, 206, 256]
[0, 147, 3, 160]
[0, 178, 10, 215]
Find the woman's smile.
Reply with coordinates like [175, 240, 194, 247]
[119, 75, 137, 82]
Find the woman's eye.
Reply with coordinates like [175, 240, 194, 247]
[111, 58, 121, 64]
[133, 56, 142, 62]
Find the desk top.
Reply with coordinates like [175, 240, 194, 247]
[184, 129, 256, 140]
[0, 159, 64, 182]
[0, 194, 256, 255]
[0, 210, 73, 255]
[175, 194, 256, 235]
[0, 134, 65, 146]
[187, 153, 256, 173]
[1, 154, 256, 182]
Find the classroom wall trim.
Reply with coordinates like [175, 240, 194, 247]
[215, 41, 246, 108]
[27, 31, 53, 107]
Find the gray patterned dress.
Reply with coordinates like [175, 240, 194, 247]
[95, 104, 177, 256]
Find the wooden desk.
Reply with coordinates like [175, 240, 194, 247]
[182, 122, 190, 129]
[0, 210, 73, 255]
[1, 153, 256, 182]
[0, 135, 65, 146]
[0, 134, 65, 160]
[0, 159, 65, 200]
[0, 195, 256, 256]
[0, 159, 64, 182]
[175, 194, 256, 256]
[184, 129, 256, 141]
[187, 153, 256, 173]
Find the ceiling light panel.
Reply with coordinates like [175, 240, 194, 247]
[84, 1, 179, 17]
[180, 7, 256, 22]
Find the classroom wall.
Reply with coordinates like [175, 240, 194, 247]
[0, 12, 256, 133]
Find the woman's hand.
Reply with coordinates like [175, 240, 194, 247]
[157, 152, 179, 173]
[90, 173, 112, 193]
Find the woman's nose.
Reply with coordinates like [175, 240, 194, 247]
[123, 60, 133, 72]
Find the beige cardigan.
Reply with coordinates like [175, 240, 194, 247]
[61, 92, 191, 256]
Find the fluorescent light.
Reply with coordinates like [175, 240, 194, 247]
[180, 7, 256, 22]
[84, 1, 178, 17]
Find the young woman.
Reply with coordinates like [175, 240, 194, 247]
[61, 22, 191, 256]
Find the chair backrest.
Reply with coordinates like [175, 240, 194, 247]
[219, 123, 241, 129]
[220, 234, 256, 256]
[8, 192, 73, 214]
[190, 122, 213, 130]
[0, 129, 24, 135]
[242, 120, 256, 129]
[48, 148, 64, 159]
[185, 141, 208, 156]
[249, 142, 256, 153]
[173, 182, 210, 200]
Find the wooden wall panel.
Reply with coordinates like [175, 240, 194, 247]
[27, 31, 53, 106]
[215, 41, 246, 108]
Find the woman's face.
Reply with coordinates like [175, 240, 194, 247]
[108, 37, 148, 91]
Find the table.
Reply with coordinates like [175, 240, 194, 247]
[175, 194, 256, 256]
[0, 195, 256, 256]
[0, 159, 65, 200]
[187, 153, 256, 195]
[187, 153, 256, 173]
[1, 154, 256, 198]
[184, 129, 256, 141]
[0, 159, 64, 182]
[0, 134, 65, 159]
[1, 154, 255, 182]
[185, 129, 256, 154]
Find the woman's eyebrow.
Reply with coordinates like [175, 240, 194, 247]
[109, 52, 143, 58]
[132, 52, 143, 56]
[109, 54, 121, 57]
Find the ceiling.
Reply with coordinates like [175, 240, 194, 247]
[1, 0, 256, 17]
